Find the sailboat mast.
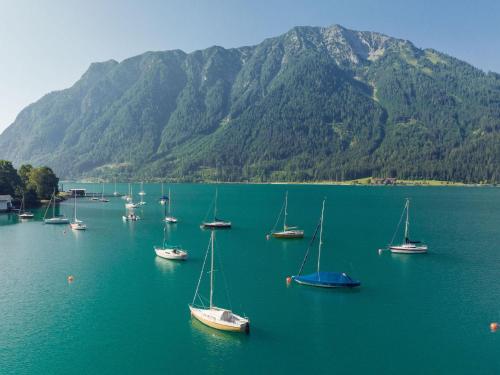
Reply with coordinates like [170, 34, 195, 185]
[317, 199, 325, 274]
[209, 231, 215, 309]
[101, 183, 104, 199]
[214, 189, 218, 220]
[404, 199, 410, 242]
[283, 191, 288, 230]
[168, 188, 171, 215]
[74, 191, 77, 221]
[52, 189, 55, 218]
[114, 178, 117, 194]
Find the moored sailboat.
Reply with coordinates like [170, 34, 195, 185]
[291, 199, 360, 288]
[164, 188, 178, 223]
[159, 182, 168, 205]
[388, 198, 428, 254]
[44, 190, 70, 224]
[189, 231, 249, 333]
[270, 191, 304, 238]
[70, 191, 86, 230]
[201, 189, 231, 229]
[18, 194, 34, 219]
[154, 224, 187, 260]
[99, 182, 109, 202]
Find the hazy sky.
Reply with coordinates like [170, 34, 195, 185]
[1, 0, 499, 133]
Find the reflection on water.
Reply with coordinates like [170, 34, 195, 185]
[0, 213, 19, 226]
[189, 316, 247, 346]
[154, 256, 180, 273]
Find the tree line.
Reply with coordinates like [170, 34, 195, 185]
[0, 160, 59, 207]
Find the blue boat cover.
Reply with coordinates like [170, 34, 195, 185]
[293, 271, 360, 287]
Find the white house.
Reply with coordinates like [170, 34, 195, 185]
[0, 195, 13, 212]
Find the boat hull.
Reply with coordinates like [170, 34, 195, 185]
[44, 218, 70, 224]
[201, 221, 231, 229]
[293, 272, 361, 288]
[122, 215, 140, 221]
[19, 213, 34, 219]
[154, 247, 187, 260]
[389, 245, 428, 254]
[189, 306, 249, 333]
[70, 223, 87, 230]
[165, 216, 178, 224]
[272, 230, 304, 238]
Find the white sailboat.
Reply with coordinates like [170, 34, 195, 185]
[189, 231, 249, 333]
[18, 194, 34, 219]
[113, 178, 119, 196]
[164, 188, 178, 223]
[125, 184, 139, 209]
[70, 191, 86, 230]
[159, 182, 167, 205]
[99, 182, 109, 202]
[154, 224, 187, 260]
[270, 191, 304, 238]
[44, 190, 70, 224]
[201, 189, 231, 229]
[138, 185, 146, 206]
[388, 198, 428, 254]
[138, 181, 146, 196]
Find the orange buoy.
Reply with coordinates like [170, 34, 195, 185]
[490, 322, 498, 332]
[67, 275, 74, 283]
[286, 276, 292, 285]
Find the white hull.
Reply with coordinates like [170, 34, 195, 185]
[125, 203, 139, 209]
[122, 215, 140, 221]
[390, 244, 428, 254]
[70, 222, 87, 230]
[165, 216, 178, 223]
[154, 247, 187, 260]
[201, 221, 231, 229]
[189, 306, 249, 333]
[19, 213, 34, 219]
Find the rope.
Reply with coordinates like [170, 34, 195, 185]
[388, 203, 406, 247]
[192, 235, 212, 306]
[297, 218, 321, 276]
[270, 198, 286, 234]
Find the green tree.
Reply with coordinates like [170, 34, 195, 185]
[28, 166, 59, 200]
[0, 160, 21, 196]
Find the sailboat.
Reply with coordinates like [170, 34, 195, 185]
[113, 178, 119, 196]
[44, 190, 70, 224]
[154, 224, 187, 260]
[388, 198, 428, 254]
[138, 181, 146, 196]
[18, 194, 34, 219]
[70, 191, 86, 230]
[159, 182, 168, 205]
[122, 183, 132, 201]
[201, 189, 231, 229]
[122, 210, 140, 221]
[125, 184, 139, 209]
[99, 182, 109, 202]
[138, 185, 147, 206]
[164, 188, 178, 223]
[291, 199, 360, 288]
[270, 191, 304, 238]
[189, 231, 249, 333]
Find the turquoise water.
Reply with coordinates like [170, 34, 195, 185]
[1, 184, 500, 374]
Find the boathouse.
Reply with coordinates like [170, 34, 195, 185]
[0, 195, 13, 212]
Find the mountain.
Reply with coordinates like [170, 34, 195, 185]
[1, 25, 499, 182]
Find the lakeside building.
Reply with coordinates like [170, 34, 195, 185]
[0, 195, 13, 212]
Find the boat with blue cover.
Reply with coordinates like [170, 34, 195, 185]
[291, 199, 360, 288]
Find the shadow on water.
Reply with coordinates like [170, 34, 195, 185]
[188, 316, 249, 345]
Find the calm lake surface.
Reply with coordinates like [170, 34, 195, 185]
[1, 184, 500, 374]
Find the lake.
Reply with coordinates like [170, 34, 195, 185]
[1, 183, 500, 374]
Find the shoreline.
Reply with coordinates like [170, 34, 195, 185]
[61, 178, 498, 187]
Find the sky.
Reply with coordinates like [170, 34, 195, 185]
[0, 0, 499, 133]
